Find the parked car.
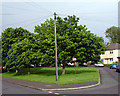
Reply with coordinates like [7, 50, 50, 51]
[110, 63, 118, 69]
[116, 64, 120, 72]
[24, 64, 34, 68]
[30, 64, 35, 68]
[94, 63, 104, 67]
[79, 63, 88, 67]
[67, 62, 74, 66]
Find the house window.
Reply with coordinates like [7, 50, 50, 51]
[110, 51, 113, 54]
[110, 58, 113, 61]
[101, 59, 104, 63]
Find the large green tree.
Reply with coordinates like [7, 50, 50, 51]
[2, 27, 42, 73]
[34, 15, 106, 74]
[105, 26, 120, 43]
[34, 20, 55, 67]
[7, 38, 41, 74]
[2, 27, 33, 68]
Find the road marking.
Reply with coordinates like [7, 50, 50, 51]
[54, 92, 60, 95]
[48, 91, 53, 94]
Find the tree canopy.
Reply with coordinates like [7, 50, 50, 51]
[2, 27, 40, 74]
[2, 15, 107, 75]
[7, 38, 41, 74]
[105, 26, 120, 44]
[2, 27, 32, 66]
[34, 15, 106, 74]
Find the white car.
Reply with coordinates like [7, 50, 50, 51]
[94, 63, 104, 67]
[30, 64, 35, 68]
[67, 62, 74, 66]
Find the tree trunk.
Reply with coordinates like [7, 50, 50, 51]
[27, 65, 30, 75]
[62, 58, 66, 75]
[16, 69, 18, 73]
[7, 70, 9, 72]
[15, 65, 18, 73]
[62, 63, 65, 75]
[35, 64, 36, 68]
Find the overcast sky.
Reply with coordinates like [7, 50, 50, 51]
[1, 0, 119, 2]
[1, 0, 119, 43]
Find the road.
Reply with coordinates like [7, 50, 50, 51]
[52, 67, 119, 94]
[2, 67, 120, 96]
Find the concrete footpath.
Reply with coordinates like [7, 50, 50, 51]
[2, 76, 100, 91]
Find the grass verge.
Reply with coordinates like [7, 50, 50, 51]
[2, 67, 99, 85]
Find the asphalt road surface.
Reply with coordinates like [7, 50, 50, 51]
[2, 67, 120, 96]
[52, 67, 119, 94]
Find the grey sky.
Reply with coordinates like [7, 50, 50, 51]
[1, 0, 119, 43]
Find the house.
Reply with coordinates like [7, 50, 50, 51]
[100, 43, 120, 64]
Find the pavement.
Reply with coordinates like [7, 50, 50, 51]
[2, 73, 100, 91]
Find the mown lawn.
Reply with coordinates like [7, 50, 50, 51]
[2, 67, 99, 85]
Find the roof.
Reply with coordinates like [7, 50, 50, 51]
[107, 43, 120, 50]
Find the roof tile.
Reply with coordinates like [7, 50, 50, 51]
[108, 43, 120, 50]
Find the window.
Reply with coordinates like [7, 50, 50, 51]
[110, 58, 113, 61]
[110, 51, 113, 54]
[101, 59, 104, 63]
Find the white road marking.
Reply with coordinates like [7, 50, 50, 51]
[54, 92, 60, 95]
[48, 91, 53, 94]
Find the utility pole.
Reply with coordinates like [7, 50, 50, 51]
[54, 12, 58, 81]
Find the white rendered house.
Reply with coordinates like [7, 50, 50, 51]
[100, 43, 120, 64]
